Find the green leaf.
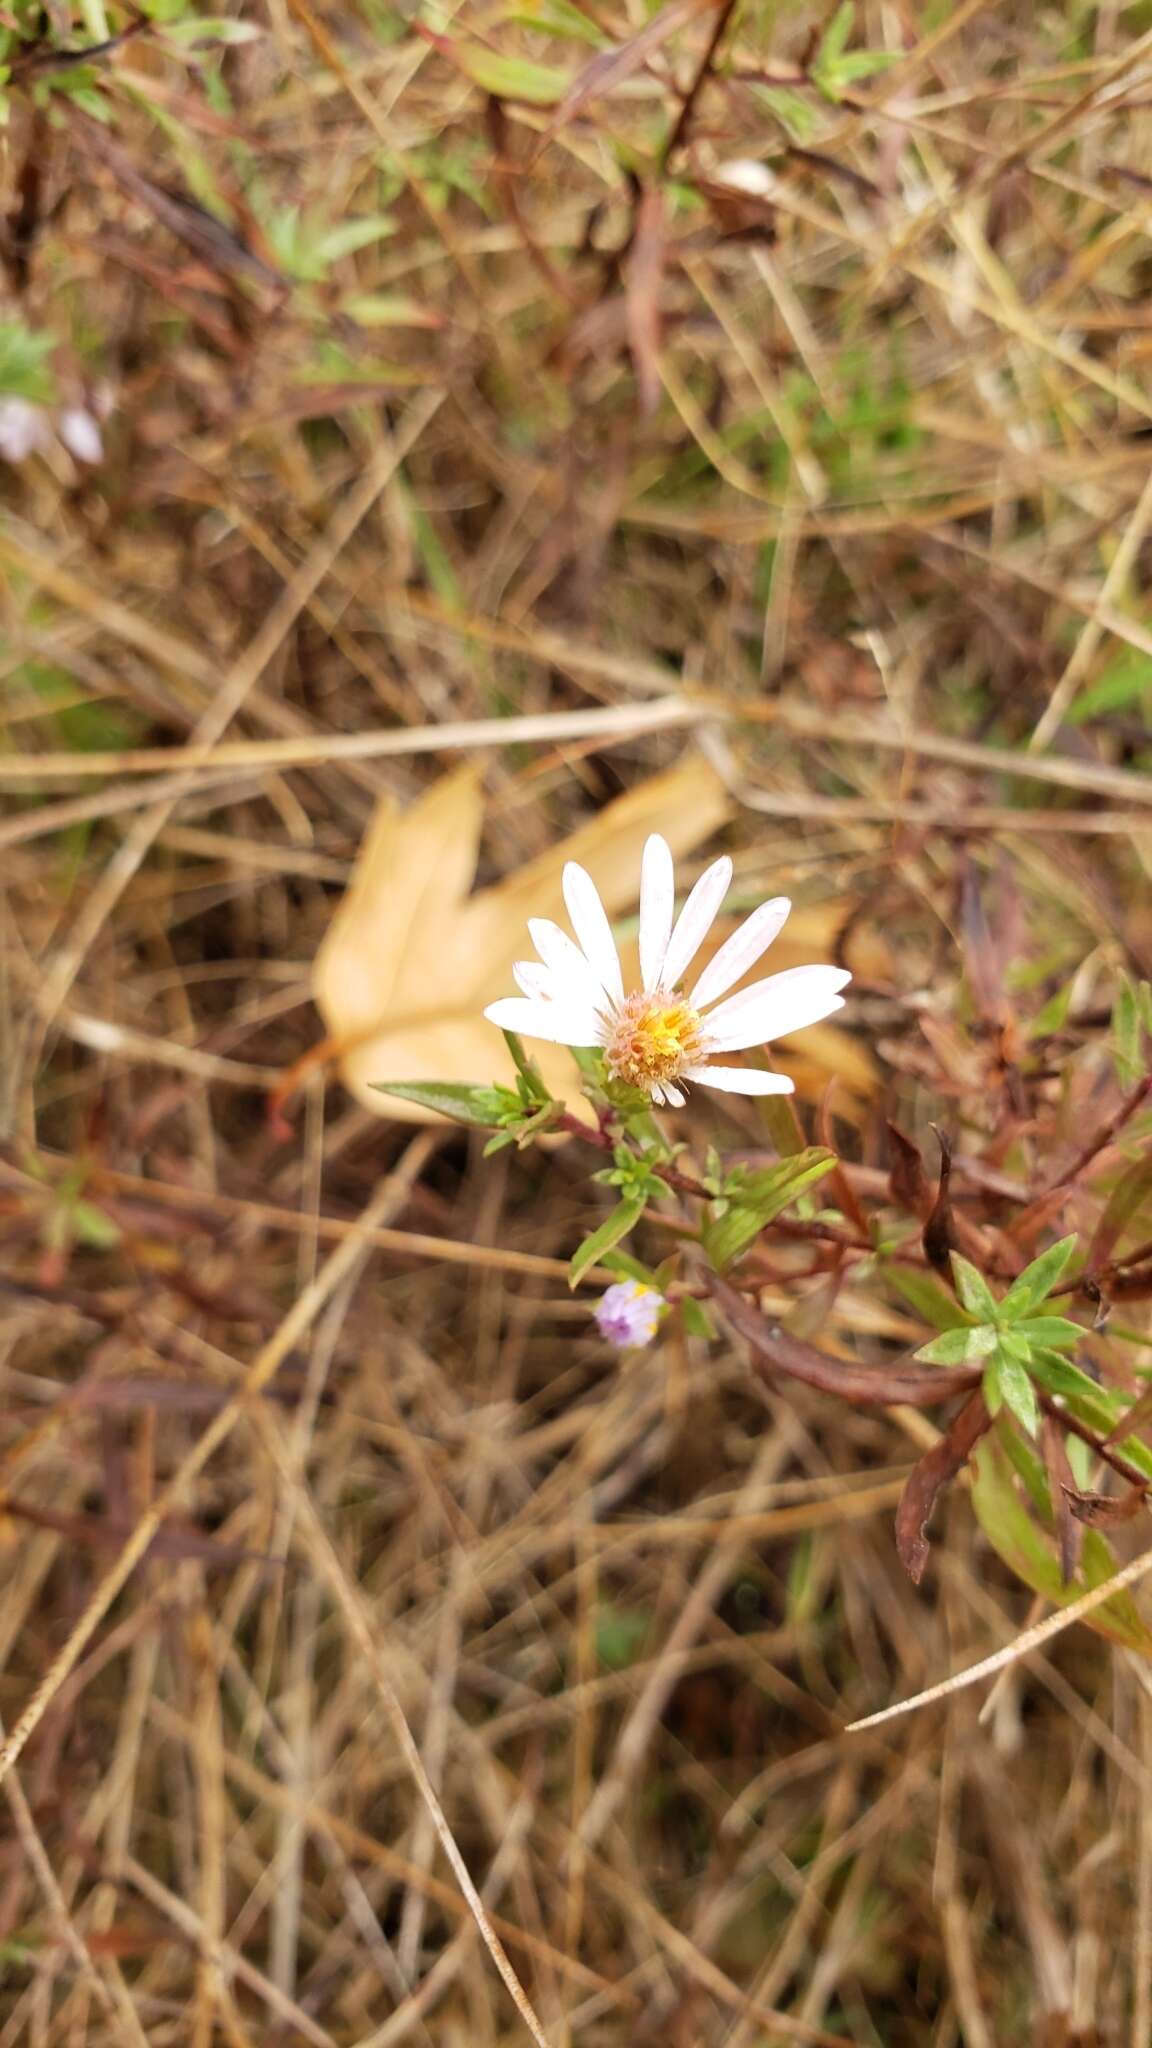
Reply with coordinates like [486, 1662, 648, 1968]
[595, 1599, 648, 1670]
[755, 83, 822, 141]
[1013, 1314, 1084, 1349]
[570, 1044, 608, 1084]
[1028, 978, 1074, 1039]
[162, 16, 264, 43]
[343, 294, 438, 329]
[1067, 646, 1152, 724]
[1027, 1349, 1152, 1480]
[1112, 972, 1145, 1088]
[950, 1253, 1000, 1320]
[502, 1031, 553, 1106]
[679, 1297, 716, 1340]
[700, 1148, 836, 1272]
[971, 1431, 1152, 1656]
[501, 0, 604, 42]
[601, 1248, 661, 1287]
[816, 1, 854, 66]
[569, 1194, 647, 1289]
[999, 1236, 1078, 1320]
[884, 1263, 971, 1331]
[990, 1341, 1039, 1437]
[69, 1200, 121, 1250]
[315, 215, 398, 263]
[914, 1324, 998, 1366]
[0, 318, 56, 403]
[1026, 1346, 1115, 1427]
[482, 1129, 518, 1154]
[811, 2, 899, 99]
[827, 48, 900, 80]
[371, 1079, 510, 1126]
[431, 35, 568, 102]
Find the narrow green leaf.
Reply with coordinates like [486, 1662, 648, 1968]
[427, 33, 568, 102]
[482, 1129, 518, 1154]
[69, 1199, 121, 1250]
[343, 294, 439, 329]
[1013, 1314, 1084, 1349]
[950, 1253, 1000, 1320]
[1026, 1346, 1114, 1422]
[371, 1079, 509, 1126]
[601, 1249, 660, 1287]
[1112, 972, 1143, 1088]
[700, 1148, 835, 1272]
[884, 1264, 971, 1331]
[915, 1324, 998, 1366]
[970, 1431, 1152, 1656]
[993, 1340, 1039, 1437]
[569, 1195, 647, 1289]
[315, 217, 397, 264]
[1028, 979, 1074, 1039]
[829, 48, 901, 80]
[163, 16, 264, 44]
[982, 1355, 1003, 1417]
[1028, 1350, 1152, 1480]
[999, 1236, 1078, 1320]
[502, 0, 605, 43]
[816, 0, 854, 65]
[501, 1031, 553, 1106]
[679, 1297, 717, 1340]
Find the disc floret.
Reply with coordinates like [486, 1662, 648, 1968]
[603, 989, 703, 1093]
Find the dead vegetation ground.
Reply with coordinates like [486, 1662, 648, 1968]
[5, 1, 1152, 2042]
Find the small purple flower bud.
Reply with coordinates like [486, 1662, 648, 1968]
[594, 1280, 665, 1349]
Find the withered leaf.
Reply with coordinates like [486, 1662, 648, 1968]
[709, 1273, 983, 1409]
[625, 185, 666, 417]
[887, 1120, 930, 1219]
[896, 1390, 991, 1584]
[922, 1127, 956, 1275]
[544, 0, 711, 136]
[1065, 1484, 1149, 1530]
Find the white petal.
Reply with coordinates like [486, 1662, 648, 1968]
[660, 856, 733, 992]
[639, 834, 675, 992]
[689, 897, 791, 1010]
[528, 918, 608, 1008]
[513, 960, 556, 1001]
[484, 996, 603, 1047]
[687, 1064, 795, 1096]
[562, 864, 624, 1003]
[663, 1083, 685, 1107]
[650, 1082, 666, 1106]
[701, 965, 851, 1053]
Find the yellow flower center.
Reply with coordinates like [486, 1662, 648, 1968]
[604, 990, 704, 1090]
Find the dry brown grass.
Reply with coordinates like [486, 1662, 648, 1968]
[5, 1, 1152, 2041]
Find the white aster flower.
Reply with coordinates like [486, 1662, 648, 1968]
[483, 835, 850, 1106]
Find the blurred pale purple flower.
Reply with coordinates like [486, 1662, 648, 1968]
[0, 397, 106, 467]
[0, 398, 52, 464]
[595, 1280, 665, 1349]
[58, 406, 104, 465]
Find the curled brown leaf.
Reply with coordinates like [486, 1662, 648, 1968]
[708, 1273, 983, 1409]
[896, 1391, 991, 1584]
